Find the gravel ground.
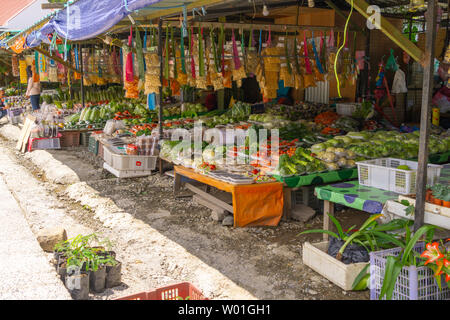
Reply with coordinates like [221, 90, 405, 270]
[0, 123, 369, 300]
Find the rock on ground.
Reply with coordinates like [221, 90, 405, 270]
[36, 227, 67, 252]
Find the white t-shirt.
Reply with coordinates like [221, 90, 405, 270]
[26, 77, 41, 96]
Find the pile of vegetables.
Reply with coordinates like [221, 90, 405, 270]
[273, 147, 327, 176]
[231, 101, 252, 121]
[314, 111, 340, 126]
[311, 130, 450, 162]
[266, 102, 331, 121]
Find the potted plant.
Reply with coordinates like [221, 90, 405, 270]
[65, 256, 90, 300]
[430, 184, 447, 206]
[299, 214, 409, 291]
[85, 248, 107, 293]
[104, 253, 122, 288]
[371, 224, 450, 300]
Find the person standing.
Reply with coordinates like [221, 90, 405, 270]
[25, 66, 41, 110]
[0, 88, 6, 119]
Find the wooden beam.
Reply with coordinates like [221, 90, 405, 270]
[325, 0, 367, 36]
[34, 47, 82, 75]
[414, 0, 438, 232]
[41, 3, 65, 10]
[345, 0, 424, 65]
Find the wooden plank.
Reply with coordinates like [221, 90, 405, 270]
[193, 194, 228, 215]
[41, 3, 65, 9]
[323, 200, 335, 241]
[345, 0, 424, 65]
[185, 182, 234, 213]
[16, 115, 35, 151]
[283, 187, 292, 221]
[414, 0, 438, 232]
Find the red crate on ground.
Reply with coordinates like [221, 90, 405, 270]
[28, 134, 62, 152]
[116, 282, 207, 300]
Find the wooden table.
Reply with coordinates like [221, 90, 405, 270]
[174, 166, 284, 227]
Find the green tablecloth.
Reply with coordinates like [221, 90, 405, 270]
[273, 168, 358, 188]
[271, 151, 450, 189]
[315, 166, 450, 214]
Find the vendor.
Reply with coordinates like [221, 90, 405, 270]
[0, 88, 6, 119]
[25, 66, 41, 111]
[432, 86, 450, 128]
[204, 92, 217, 111]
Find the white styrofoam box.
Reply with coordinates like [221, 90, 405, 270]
[356, 158, 442, 195]
[302, 241, 368, 291]
[103, 163, 153, 178]
[103, 146, 157, 171]
[336, 103, 360, 116]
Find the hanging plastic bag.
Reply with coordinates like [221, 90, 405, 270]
[385, 49, 398, 72]
[391, 68, 408, 94]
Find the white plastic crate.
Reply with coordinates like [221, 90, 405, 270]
[103, 163, 153, 178]
[356, 158, 442, 195]
[103, 146, 157, 171]
[336, 103, 360, 117]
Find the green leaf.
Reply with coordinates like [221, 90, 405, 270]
[297, 229, 339, 239]
[379, 255, 398, 300]
[386, 259, 404, 300]
[327, 213, 345, 240]
[352, 264, 370, 290]
[371, 231, 406, 249]
[401, 225, 437, 265]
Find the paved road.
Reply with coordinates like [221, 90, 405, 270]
[0, 174, 71, 300]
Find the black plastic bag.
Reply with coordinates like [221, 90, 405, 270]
[327, 237, 370, 264]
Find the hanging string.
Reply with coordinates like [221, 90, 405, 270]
[334, 0, 354, 98]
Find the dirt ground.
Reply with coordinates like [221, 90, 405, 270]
[0, 130, 370, 300]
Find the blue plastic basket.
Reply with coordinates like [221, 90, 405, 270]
[370, 242, 450, 300]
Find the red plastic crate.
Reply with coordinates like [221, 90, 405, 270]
[60, 130, 81, 148]
[116, 282, 207, 300]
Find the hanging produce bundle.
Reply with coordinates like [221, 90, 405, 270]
[246, 29, 258, 77]
[293, 33, 304, 90]
[279, 35, 294, 88]
[196, 27, 208, 89]
[209, 27, 224, 90]
[231, 29, 246, 86]
[144, 45, 161, 95]
[301, 33, 317, 89]
[11, 55, 19, 77]
[187, 26, 197, 87]
[261, 32, 282, 99]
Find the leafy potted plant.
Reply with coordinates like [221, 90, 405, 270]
[430, 184, 447, 206]
[370, 224, 450, 300]
[103, 253, 122, 288]
[299, 214, 409, 291]
[65, 256, 90, 300]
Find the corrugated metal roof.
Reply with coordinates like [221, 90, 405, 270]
[0, 0, 35, 27]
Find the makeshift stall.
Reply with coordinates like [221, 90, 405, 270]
[174, 165, 284, 227]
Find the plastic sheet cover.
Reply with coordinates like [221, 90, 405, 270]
[26, 0, 164, 47]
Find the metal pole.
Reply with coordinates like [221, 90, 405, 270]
[158, 19, 163, 139]
[79, 44, 85, 109]
[414, 0, 438, 232]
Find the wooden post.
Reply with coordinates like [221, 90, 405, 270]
[414, 0, 438, 232]
[158, 20, 163, 140]
[79, 44, 85, 109]
[323, 200, 335, 241]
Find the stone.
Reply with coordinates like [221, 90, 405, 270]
[211, 210, 227, 222]
[36, 227, 67, 252]
[291, 204, 316, 222]
[222, 215, 234, 226]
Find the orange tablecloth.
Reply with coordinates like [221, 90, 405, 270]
[174, 166, 284, 227]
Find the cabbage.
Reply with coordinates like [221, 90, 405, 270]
[311, 143, 326, 154]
